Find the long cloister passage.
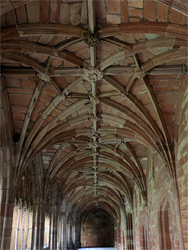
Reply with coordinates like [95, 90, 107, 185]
[0, 0, 188, 250]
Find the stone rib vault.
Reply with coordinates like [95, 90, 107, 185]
[0, 0, 188, 249]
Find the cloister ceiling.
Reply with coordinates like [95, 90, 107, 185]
[1, 0, 188, 218]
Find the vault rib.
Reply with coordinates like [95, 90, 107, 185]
[1, 65, 184, 77]
[132, 55, 174, 175]
[19, 99, 89, 178]
[17, 23, 85, 37]
[1, 40, 85, 67]
[87, 0, 100, 198]
[15, 80, 43, 173]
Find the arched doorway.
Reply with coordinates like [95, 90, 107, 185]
[81, 208, 114, 247]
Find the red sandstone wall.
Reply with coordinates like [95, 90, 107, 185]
[133, 152, 182, 250]
[81, 209, 114, 247]
[176, 81, 188, 250]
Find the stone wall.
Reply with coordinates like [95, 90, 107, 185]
[133, 152, 184, 250]
[176, 78, 188, 250]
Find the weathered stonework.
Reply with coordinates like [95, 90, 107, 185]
[134, 68, 146, 78]
[0, 0, 187, 249]
[182, 63, 188, 75]
[37, 72, 51, 82]
[83, 67, 103, 82]
[84, 30, 100, 47]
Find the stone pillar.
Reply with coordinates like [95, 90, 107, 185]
[31, 201, 37, 250]
[0, 77, 16, 250]
[20, 202, 27, 250]
[115, 223, 121, 250]
[53, 210, 58, 250]
[74, 218, 81, 249]
[49, 200, 58, 250]
[23, 204, 29, 250]
[49, 213, 52, 249]
[17, 200, 24, 249]
[126, 212, 133, 250]
[0, 186, 15, 250]
[68, 221, 74, 250]
[62, 216, 67, 250]
[10, 200, 17, 249]
[26, 206, 33, 249]
[36, 197, 45, 250]
[0, 128, 15, 249]
[30, 196, 46, 250]
[57, 215, 62, 250]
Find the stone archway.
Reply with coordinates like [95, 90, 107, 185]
[81, 208, 114, 247]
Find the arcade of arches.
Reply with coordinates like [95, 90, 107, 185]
[0, 0, 188, 249]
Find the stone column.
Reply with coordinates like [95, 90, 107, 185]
[31, 201, 37, 250]
[62, 216, 68, 250]
[49, 213, 52, 249]
[115, 222, 121, 250]
[68, 221, 74, 250]
[0, 77, 16, 250]
[0, 135, 15, 250]
[26, 206, 33, 249]
[0, 171, 15, 250]
[10, 200, 17, 249]
[30, 196, 46, 250]
[36, 196, 45, 250]
[20, 202, 27, 250]
[74, 218, 81, 249]
[126, 212, 133, 250]
[52, 209, 58, 250]
[49, 200, 58, 250]
[23, 204, 29, 250]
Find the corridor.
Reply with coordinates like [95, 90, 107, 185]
[0, 0, 188, 249]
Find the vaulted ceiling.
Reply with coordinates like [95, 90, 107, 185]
[1, 0, 188, 218]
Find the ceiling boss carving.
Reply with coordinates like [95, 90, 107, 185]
[134, 68, 146, 79]
[37, 72, 51, 82]
[84, 30, 100, 47]
[82, 66, 104, 82]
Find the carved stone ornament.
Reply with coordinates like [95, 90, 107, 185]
[88, 141, 100, 149]
[84, 30, 100, 47]
[117, 138, 126, 145]
[125, 203, 132, 213]
[92, 164, 98, 170]
[90, 96, 100, 105]
[90, 114, 100, 122]
[134, 68, 146, 79]
[37, 72, 51, 82]
[83, 66, 103, 82]
[91, 130, 100, 139]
